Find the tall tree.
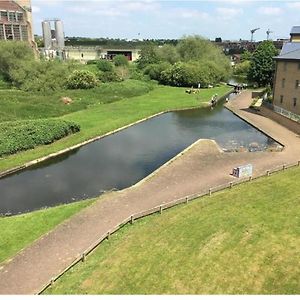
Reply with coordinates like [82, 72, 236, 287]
[247, 41, 278, 86]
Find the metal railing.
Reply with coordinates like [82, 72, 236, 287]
[38, 160, 300, 295]
[263, 101, 300, 123]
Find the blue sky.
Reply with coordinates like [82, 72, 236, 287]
[31, 0, 300, 41]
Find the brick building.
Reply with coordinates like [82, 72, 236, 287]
[0, 0, 34, 44]
[273, 26, 300, 118]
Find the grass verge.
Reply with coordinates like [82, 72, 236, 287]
[0, 84, 231, 172]
[45, 167, 300, 295]
[0, 199, 95, 265]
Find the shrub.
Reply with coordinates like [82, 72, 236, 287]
[98, 71, 121, 83]
[97, 60, 114, 72]
[113, 55, 129, 67]
[0, 119, 80, 157]
[66, 70, 98, 89]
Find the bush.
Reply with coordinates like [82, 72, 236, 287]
[113, 55, 129, 67]
[97, 60, 114, 72]
[0, 119, 80, 157]
[98, 71, 121, 83]
[10, 60, 74, 92]
[66, 70, 98, 89]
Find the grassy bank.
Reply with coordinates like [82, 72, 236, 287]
[45, 167, 300, 295]
[0, 84, 231, 172]
[0, 199, 95, 265]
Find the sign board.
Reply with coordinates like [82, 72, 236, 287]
[232, 164, 253, 178]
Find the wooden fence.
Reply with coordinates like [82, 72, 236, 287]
[38, 160, 300, 294]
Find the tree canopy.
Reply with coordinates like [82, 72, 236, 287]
[247, 41, 278, 87]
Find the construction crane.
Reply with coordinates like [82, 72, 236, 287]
[250, 28, 260, 42]
[266, 29, 273, 40]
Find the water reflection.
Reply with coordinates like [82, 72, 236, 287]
[0, 97, 281, 215]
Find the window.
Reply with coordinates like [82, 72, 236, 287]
[21, 25, 28, 41]
[8, 12, 17, 23]
[16, 13, 23, 22]
[294, 98, 297, 107]
[280, 95, 284, 103]
[13, 25, 21, 40]
[0, 11, 8, 22]
[296, 80, 299, 89]
[282, 78, 285, 88]
[4, 24, 13, 40]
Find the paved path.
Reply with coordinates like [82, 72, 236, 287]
[1, 90, 300, 294]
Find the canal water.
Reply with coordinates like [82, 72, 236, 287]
[0, 94, 281, 215]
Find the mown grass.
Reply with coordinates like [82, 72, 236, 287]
[45, 167, 300, 295]
[0, 199, 95, 265]
[0, 84, 231, 172]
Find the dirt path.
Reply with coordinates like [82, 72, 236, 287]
[0, 90, 300, 294]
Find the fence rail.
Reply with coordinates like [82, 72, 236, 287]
[263, 101, 300, 123]
[38, 160, 300, 295]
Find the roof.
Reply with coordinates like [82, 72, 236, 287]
[275, 48, 300, 61]
[280, 42, 300, 55]
[291, 26, 300, 35]
[0, 1, 25, 12]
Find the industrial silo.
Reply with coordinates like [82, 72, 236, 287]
[54, 20, 65, 49]
[42, 21, 52, 49]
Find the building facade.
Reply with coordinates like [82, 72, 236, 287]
[0, 0, 34, 44]
[273, 26, 300, 117]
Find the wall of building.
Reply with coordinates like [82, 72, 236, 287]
[273, 60, 300, 115]
[259, 105, 300, 135]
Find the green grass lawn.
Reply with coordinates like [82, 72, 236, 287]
[0, 199, 95, 265]
[45, 167, 300, 295]
[0, 83, 231, 172]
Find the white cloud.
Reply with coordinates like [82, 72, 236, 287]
[171, 8, 209, 19]
[216, 7, 243, 20]
[286, 2, 300, 9]
[257, 6, 282, 16]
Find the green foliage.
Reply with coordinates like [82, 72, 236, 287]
[240, 50, 252, 62]
[233, 60, 251, 76]
[0, 41, 34, 81]
[0, 119, 80, 157]
[247, 41, 278, 86]
[67, 70, 98, 89]
[97, 60, 114, 72]
[136, 44, 160, 69]
[98, 71, 121, 83]
[140, 36, 231, 87]
[9, 60, 74, 92]
[113, 55, 129, 67]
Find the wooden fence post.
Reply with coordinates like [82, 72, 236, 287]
[267, 170, 270, 176]
[283, 164, 286, 171]
[230, 182, 233, 188]
[82, 253, 86, 262]
[160, 205, 163, 214]
[185, 196, 189, 204]
[130, 215, 134, 224]
[209, 188, 212, 196]
[249, 176, 252, 181]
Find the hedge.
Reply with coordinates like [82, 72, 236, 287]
[0, 119, 80, 157]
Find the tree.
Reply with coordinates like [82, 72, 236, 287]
[66, 70, 98, 89]
[156, 44, 180, 64]
[0, 41, 34, 81]
[113, 54, 129, 67]
[247, 41, 278, 86]
[136, 44, 160, 69]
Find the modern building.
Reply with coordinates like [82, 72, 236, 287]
[0, 0, 34, 45]
[273, 26, 300, 119]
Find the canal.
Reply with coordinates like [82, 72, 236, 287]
[0, 94, 281, 215]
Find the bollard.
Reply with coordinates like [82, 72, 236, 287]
[50, 278, 55, 286]
[230, 182, 233, 188]
[160, 205, 163, 214]
[249, 176, 252, 181]
[185, 196, 189, 204]
[107, 232, 110, 240]
[283, 164, 286, 171]
[267, 170, 270, 176]
[209, 188, 212, 196]
[130, 215, 134, 224]
[82, 253, 86, 262]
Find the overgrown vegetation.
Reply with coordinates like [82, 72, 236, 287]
[137, 36, 231, 87]
[45, 166, 300, 295]
[66, 70, 98, 89]
[0, 119, 80, 157]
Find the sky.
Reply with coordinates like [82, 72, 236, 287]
[31, 0, 300, 41]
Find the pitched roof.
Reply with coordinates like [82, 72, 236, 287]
[275, 48, 300, 61]
[0, 0, 25, 12]
[291, 26, 300, 35]
[280, 42, 300, 55]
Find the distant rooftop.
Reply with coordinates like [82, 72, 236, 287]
[291, 26, 300, 35]
[275, 46, 300, 61]
[280, 42, 300, 55]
